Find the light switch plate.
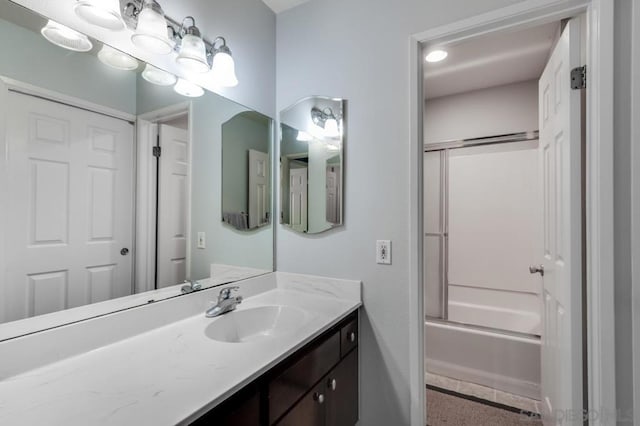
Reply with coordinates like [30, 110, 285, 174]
[197, 232, 206, 249]
[376, 240, 391, 265]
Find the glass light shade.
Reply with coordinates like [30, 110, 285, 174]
[131, 4, 173, 55]
[98, 45, 139, 70]
[211, 51, 238, 87]
[324, 118, 340, 138]
[174, 78, 204, 98]
[142, 64, 177, 86]
[74, 0, 124, 31]
[176, 34, 209, 73]
[41, 20, 93, 52]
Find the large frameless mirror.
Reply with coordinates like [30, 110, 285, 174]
[0, 0, 273, 340]
[280, 96, 344, 234]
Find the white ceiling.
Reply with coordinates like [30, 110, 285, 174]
[424, 22, 560, 99]
[261, 0, 310, 13]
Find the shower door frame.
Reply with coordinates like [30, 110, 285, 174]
[408, 1, 616, 426]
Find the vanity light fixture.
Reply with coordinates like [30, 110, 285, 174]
[175, 17, 209, 73]
[130, 0, 173, 55]
[41, 20, 93, 52]
[174, 78, 204, 97]
[98, 45, 139, 70]
[311, 107, 341, 138]
[425, 49, 448, 63]
[74, 0, 125, 31]
[142, 63, 177, 86]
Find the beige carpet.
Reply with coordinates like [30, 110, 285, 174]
[427, 388, 542, 426]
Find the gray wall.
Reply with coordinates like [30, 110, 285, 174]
[276, 0, 530, 424]
[613, 0, 635, 422]
[277, 0, 638, 424]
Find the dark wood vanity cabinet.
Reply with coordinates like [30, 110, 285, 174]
[191, 312, 358, 426]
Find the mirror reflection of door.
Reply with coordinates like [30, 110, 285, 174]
[248, 149, 269, 229]
[289, 166, 308, 233]
[4, 92, 135, 322]
[156, 123, 189, 289]
[325, 158, 341, 224]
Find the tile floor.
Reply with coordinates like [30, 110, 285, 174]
[426, 372, 541, 414]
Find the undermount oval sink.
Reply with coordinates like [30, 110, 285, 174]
[204, 305, 308, 343]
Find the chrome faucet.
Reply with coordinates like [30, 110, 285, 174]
[205, 286, 243, 318]
[181, 279, 202, 294]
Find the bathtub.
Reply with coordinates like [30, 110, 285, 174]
[425, 319, 541, 399]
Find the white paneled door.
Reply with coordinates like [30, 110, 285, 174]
[4, 92, 134, 321]
[156, 124, 189, 289]
[289, 167, 308, 233]
[248, 149, 269, 229]
[538, 19, 583, 424]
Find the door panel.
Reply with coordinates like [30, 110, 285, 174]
[289, 167, 308, 233]
[4, 92, 134, 321]
[157, 124, 189, 288]
[248, 149, 269, 229]
[538, 19, 582, 424]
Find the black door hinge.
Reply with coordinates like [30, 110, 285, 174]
[153, 146, 161, 157]
[571, 66, 586, 90]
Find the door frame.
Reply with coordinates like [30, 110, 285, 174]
[136, 103, 191, 293]
[409, 1, 615, 425]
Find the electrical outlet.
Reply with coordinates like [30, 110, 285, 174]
[376, 240, 391, 265]
[197, 232, 206, 249]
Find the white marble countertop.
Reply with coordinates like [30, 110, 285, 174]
[0, 273, 361, 425]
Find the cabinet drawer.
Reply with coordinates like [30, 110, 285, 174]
[340, 318, 358, 357]
[269, 331, 340, 424]
[275, 381, 326, 426]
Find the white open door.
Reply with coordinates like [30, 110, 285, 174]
[248, 149, 269, 229]
[289, 167, 308, 233]
[537, 19, 583, 424]
[156, 124, 189, 289]
[3, 92, 134, 321]
[325, 164, 340, 224]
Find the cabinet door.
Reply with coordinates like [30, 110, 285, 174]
[191, 388, 260, 426]
[275, 382, 326, 426]
[326, 349, 358, 426]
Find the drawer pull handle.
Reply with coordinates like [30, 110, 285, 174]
[349, 332, 356, 343]
[328, 378, 337, 391]
[313, 392, 325, 404]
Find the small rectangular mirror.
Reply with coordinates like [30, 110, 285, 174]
[280, 96, 344, 234]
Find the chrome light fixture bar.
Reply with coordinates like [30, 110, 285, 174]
[121, 0, 238, 86]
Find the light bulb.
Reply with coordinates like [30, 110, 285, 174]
[74, 0, 124, 31]
[41, 20, 93, 52]
[324, 118, 340, 138]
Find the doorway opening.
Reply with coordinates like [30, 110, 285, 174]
[421, 16, 586, 425]
[136, 104, 191, 293]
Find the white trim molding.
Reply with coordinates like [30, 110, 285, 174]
[410, 1, 616, 425]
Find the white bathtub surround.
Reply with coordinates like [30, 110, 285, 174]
[0, 273, 361, 425]
[425, 320, 540, 400]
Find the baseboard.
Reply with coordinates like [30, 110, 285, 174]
[426, 358, 540, 400]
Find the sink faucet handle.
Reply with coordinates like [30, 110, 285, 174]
[219, 286, 240, 300]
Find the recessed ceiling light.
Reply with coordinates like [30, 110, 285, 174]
[98, 45, 139, 70]
[41, 20, 93, 52]
[174, 78, 204, 97]
[425, 50, 448, 63]
[142, 64, 177, 86]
